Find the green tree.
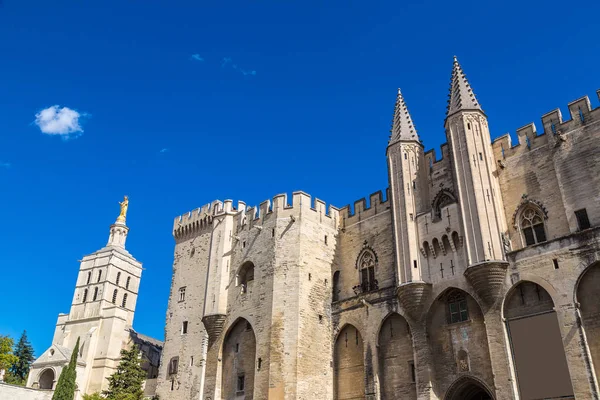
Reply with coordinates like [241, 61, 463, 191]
[52, 337, 80, 400]
[82, 393, 104, 400]
[102, 345, 146, 400]
[8, 330, 35, 385]
[0, 335, 18, 374]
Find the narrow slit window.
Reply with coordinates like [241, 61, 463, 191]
[182, 321, 188, 334]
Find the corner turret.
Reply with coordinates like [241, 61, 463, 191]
[444, 57, 507, 264]
[387, 89, 429, 284]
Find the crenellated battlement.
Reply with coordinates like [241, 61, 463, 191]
[340, 189, 391, 227]
[173, 191, 341, 239]
[173, 200, 225, 238]
[492, 89, 600, 160]
[424, 142, 451, 173]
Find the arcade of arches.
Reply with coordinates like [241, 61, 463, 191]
[331, 276, 600, 400]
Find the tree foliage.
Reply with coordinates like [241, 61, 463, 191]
[0, 335, 18, 373]
[82, 393, 104, 400]
[52, 337, 80, 400]
[9, 330, 35, 385]
[102, 345, 146, 400]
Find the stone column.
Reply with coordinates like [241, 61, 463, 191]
[483, 304, 517, 400]
[201, 314, 226, 400]
[411, 321, 438, 400]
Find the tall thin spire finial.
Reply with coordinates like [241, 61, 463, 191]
[446, 56, 482, 118]
[389, 88, 419, 145]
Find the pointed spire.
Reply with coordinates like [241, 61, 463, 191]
[446, 56, 482, 118]
[389, 88, 419, 144]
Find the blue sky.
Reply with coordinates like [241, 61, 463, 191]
[0, 0, 599, 356]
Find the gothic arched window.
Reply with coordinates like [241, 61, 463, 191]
[92, 287, 98, 302]
[126, 276, 131, 290]
[357, 249, 378, 293]
[112, 289, 118, 304]
[519, 206, 547, 246]
[122, 293, 128, 308]
[116, 272, 121, 286]
[432, 190, 457, 220]
[82, 289, 88, 303]
[87, 272, 91, 285]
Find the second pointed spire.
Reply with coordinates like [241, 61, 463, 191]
[389, 89, 419, 145]
[446, 56, 482, 118]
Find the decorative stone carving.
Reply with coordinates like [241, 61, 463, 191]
[396, 281, 432, 321]
[464, 261, 509, 307]
[202, 314, 227, 348]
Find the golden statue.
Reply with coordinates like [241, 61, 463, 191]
[116, 196, 129, 223]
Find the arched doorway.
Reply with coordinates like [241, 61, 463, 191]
[38, 368, 55, 389]
[504, 281, 574, 399]
[426, 288, 494, 395]
[378, 313, 416, 400]
[444, 376, 493, 400]
[576, 263, 600, 384]
[334, 324, 365, 400]
[221, 318, 256, 400]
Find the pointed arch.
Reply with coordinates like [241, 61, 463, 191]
[575, 262, 600, 388]
[444, 375, 494, 400]
[38, 368, 55, 390]
[512, 199, 548, 247]
[221, 318, 256, 400]
[237, 261, 255, 294]
[432, 189, 457, 220]
[377, 313, 416, 400]
[427, 287, 494, 394]
[334, 324, 365, 400]
[503, 281, 574, 399]
[355, 247, 378, 293]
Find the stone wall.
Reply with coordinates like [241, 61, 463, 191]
[0, 383, 53, 400]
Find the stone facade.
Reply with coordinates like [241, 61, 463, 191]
[157, 57, 600, 400]
[27, 210, 163, 399]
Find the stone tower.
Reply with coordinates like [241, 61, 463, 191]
[387, 89, 430, 283]
[444, 57, 507, 265]
[27, 200, 144, 398]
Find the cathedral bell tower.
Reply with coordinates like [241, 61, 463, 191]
[387, 90, 430, 284]
[444, 57, 507, 265]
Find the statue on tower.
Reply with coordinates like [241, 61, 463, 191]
[116, 195, 129, 223]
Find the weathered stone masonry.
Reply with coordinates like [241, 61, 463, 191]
[157, 57, 600, 400]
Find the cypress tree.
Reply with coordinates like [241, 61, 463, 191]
[10, 330, 35, 384]
[102, 345, 146, 400]
[52, 337, 80, 400]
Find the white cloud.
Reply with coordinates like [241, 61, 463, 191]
[35, 105, 87, 137]
[0, 162, 10, 168]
